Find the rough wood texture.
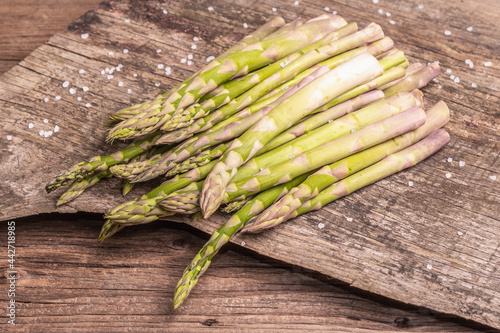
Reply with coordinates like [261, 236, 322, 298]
[0, 0, 499, 330]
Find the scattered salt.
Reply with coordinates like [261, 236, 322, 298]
[54, 125, 59, 132]
[77, 97, 82, 101]
[272, 7, 277, 12]
[294, 1, 299, 5]
[39, 130, 44, 136]
[118, 81, 124, 87]
[346, 217, 353, 222]
[378, 9, 384, 14]
[318, 223, 325, 229]
[156, 49, 162, 53]
[372, 0, 379, 3]
[85, 103, 92, 108]
[123, 49, 129, 54]
[465, 59, 474, 68]
[457, 231, 463, 236]
[69, 88, 76, 94]
[332, 10, 337, 14]
[55, 96, 61, 100]
[43, 97, 49, 103]
[155, 82, 161, 87]
[241, 241, 246, 246]
[484, 61, 492, 67]
[28, 123, 34, 129]
[445, 173, 452, 179]
[427, 264, 433, 270]
[133, 73, 138, 77]
[44, 130, 53, 138]
[471, 83, 477, 88]
[446, 68, 452, 74]
[43, 119, 49, 124]
[408, 181, 414, 187]
[83, 86, 89, 92]
[163, 9, 168, 14]
[100, 70, 105, 75]
[389, 20, 395, 25]
[467, 26, 473, 32]
[450, 75, 455, 80]
[6, 135, 12, 141]
[490, 175, 497, 181]
[206, 55, 215, 62]
[385, 12, 391, 17]
[187, 54, 193, 60]
[208, 6, 214, 11]
[193, 37, 199, 42]
[447, 157, 453, 163]
[165, 66, 172, 75]
[108, 51, 114, 56]
[158, 64, 164, 69]
[79, 69, 86, 74]
[81, 33, 89, 39]
[181, 58, 187, 63]
[459, 161, 465, 167]
[454, 76, 460, 83]
[127, 89, 132, 94]
[324, 7, 330, 11]
[62, 81, 70, 88]
[444, 30, 451, 36]
[187, 60, 193, 66]
[418, 4, 424, 9]
[243, 23, 248, 29]
[124, 18, 130, 23]
[107, 75, 114, 80]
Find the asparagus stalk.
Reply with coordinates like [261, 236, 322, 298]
[158, 181, 203, 214]
[56, 170, 112, 206]
[132, 65, 327, 183]
[165, 143, 228, 178]
[223, 106, 426, 204]
[232, 90, 422, 183]
[45, 133, 162, 193]
[162, 22, 358, 132]
[105, 160, 217, 225]
[383, 63, 441, 97]
[378, 62, 425, 90]
[249, 100, 450, 229]
[245, 129, 450, 233]
[173, 172, 312, 309]
[122, 179, 134, 196]
[98, 220, 127, 242]
[200, 52, 385, 218]
[107, 15, 347, 141]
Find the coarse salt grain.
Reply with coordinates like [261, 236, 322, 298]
[385, 12, 391, 17]
[484, 61, 492, 67]
[69, 88, 76, 94]
[158, 64, 164, 69]
[318, 223, 325, 229]
[241, 241, 246, 246]
[444, 30, 451, 36]
[133, 73, 138, 77]
[325, 7, 330, 11]
[155, 82, 161, 87]
[118, 81, 124, 87]
[79, 69, 86, 74]
[187, 54, 193, 60]
[294, 1, 299, 5]
[408, 181, 414, 187]
[127, 89, 132, 93]
[450, 75, 455, 80]
[54, 125, 59, 132]
[389, 20, 395, 25]
[346, 217, 353, 222]
[490, 175, 497, 181]
[243, 23, 248, 29]
[181, 58, 187, 63]
[107, 75, 114, 80]
[193, 37, 199, 42]
[39, 130, 44, 136]
[43, 97, 49, 103]
[333, 10, 337, 14]
[44, 130, 53, 138]
[156, 49, 162, 53]
[163, 9, 168, 14]
[28, 123, 34, 129]
[459, 161, 465, 167]
[447, 157, 453, 163]
[187, 60, 193, 66]
[445, 173, 452, 178]
[85, 103, 92, 108]
[124, 18, 130, 23]
[272, 7, 277, 12]
[454, 77, 460, 83]
[427, 264, 433, 270]
[208, 6, 214, 11]
[471, 83, 477, 88]
[62, 81, 70, 88]
[123, 49, 129, 54]
[373, 0, 379, 3]
[81, 33, 89, 39]
[6, 135, 12, 141]
[77, 97, 82, 101]
[43, 119, 49, 123]
[108, 51, 114, 56]
[465, 59, 474, 68]
[446, 68, 452, 74]
[55, 96, 61, 100]
[191, 44, 197, 50]
[378, 9, 384, 14]
[165, 66, 172, 75]
[100, 70, 105, 75]
[457, 231, 463, 236]
[83, 86, 89, 92]
[418, 4, 424, 9]
[467, 26, 473, 32]
[206, 55, 215, 62]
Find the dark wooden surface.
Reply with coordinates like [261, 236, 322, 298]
[0, 0, 499, 331]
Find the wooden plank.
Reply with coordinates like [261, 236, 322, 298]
[0, 0, 499, 329]
[0, 217, 491, 332]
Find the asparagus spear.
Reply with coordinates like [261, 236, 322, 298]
[383, 63, 441, 97]
[200, 52, 385, 218]
[249, 100, 450, 229]
[158, 181, 203, 214]
[107, 15, 347, 141]
[45, 133, 162, 193]
[378, 62, 425, 90]
[244, 129, 450, 233]
[122, 179, 134, 196]
[56, 170, 112, 206]
[223, 106, 426, 204]
[231, 90, 422, 183]
[162, 22, 358, 132]
[132, 65, 327, 183]
[105, 160, 217, 225]
[165, 143, 228, 178]
[173, 172, 312, 309]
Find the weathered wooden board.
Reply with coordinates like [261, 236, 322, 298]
[0, 0, 499, 329]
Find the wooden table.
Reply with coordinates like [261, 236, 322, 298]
[0, 0, 498, 331]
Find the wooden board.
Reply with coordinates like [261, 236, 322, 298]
[0, 0, 499, 329]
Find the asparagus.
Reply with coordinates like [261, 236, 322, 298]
[200, 52, 385, 218]
[45, 133, 162, 193]
[56, 170, 112, 206]
[165, 143, 228, 178]
[107, 15, 346, 141]
[232, 90, 422, 183]
[98, 220, 127, 242]
[244, 129, 450, 233]
[378, 62, 425, 90]
[250, 100, 450, 229]
[173, 172, 312, 309]
[383, 63, 441, 97]
[122, 179, 134, 196]
[158, 181, 203, 214]
[162, 22, 358, 132]
[223, 106, 426, 204]
[109, 145, 174, 180]
[221, 198, 251, 213]
[132, 65, 327, 183]
[105, 160, 217, 225]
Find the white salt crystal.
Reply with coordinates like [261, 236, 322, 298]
[457, 231, 463, 236]
[187, 54, 193, 60]
[459, 161, 465, 167]
[484, 61, 492, 67]
[79, 69, 86, 74]
[241, 241, 246, 246]
[69, 88, 76, 94]
[444, 30, 451, 36]
[108, 51, 114, 56]
[418, 4, 424, 9]
[28, 123, 34, 129]
[408, 181, 414, 187]
[471, 83, 477, 88]
[193, 37, 199, 42]
[427, 264, 433, 270]
[191, 44, 197, 49]
[85, 103, 92, 108]
[81, 33, 89, 39]
[163, 9, 168, 14]
[346, 217, 353, 222]
[208, 6, 214, 11]
[82, 86, 89, 92]
[318, 223, 325, 229]
[124, 18, 130, 23]
[133, 73, 138, 77]
[386, 12, 391, 17]
[54, 125, 59, 132]
[272, 7, 277, 12]
[158, 64, 164, 69]
[454, 77, 460, 83]
[389, 20, 395, 25]
[39, 130, 45, 136]
[181, 58, 187, 63]
[43, 97, 49, 102]
[155, 82, 161, 87]
[467, 26, 473, 32]
[165, 66, 172, 75]
[123, 49, 129, 54]
[187, 60, 193, 66]
[373, 0, 379, 3]
[324, 7, 330, 11]
[243, 23, 248, 29]
[490, 175, 497, 181]
[378, 9, 384, 14]
[55, 96, 61, 100]
[107, 75, 114, 80]
[206, 55, 215, 62]
[118, 81, 124, 87]
[445, 173, 452, 178]
[77, 97, 82, 101]
[294, 1, 299, 5]
[156, 49, 162, 53]
[447, 157, 453, 163]
[6, 135, 12, 141]
[62, 81, 70, 88]
[127, 89, 132, 94]
[43, 119, 49, 123]
[446, 68, 452, 74]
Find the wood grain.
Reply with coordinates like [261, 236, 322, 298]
[0, 0, 499, 330]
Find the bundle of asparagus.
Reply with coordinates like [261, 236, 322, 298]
[46, 14, 448, 308]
